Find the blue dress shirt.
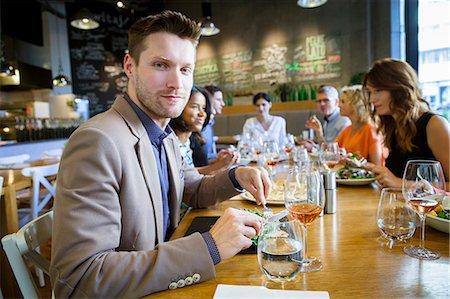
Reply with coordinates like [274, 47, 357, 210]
[124, 94, 172, 241]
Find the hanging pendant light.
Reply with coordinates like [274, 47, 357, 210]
[52, 63, 71, 87]
[0, 62, 18, 77]
[52, 16, 71, 87]
[198, 1, 220, 36]
[297, 0, 328, 8]
[70, 8, 99, 30]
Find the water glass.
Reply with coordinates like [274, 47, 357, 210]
[257, 219, 302, 282]
[377, 188, 417, 248]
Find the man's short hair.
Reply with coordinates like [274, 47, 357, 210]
[204, 85, 222, 95]
[127, 10, 201, 65]
[318, 85, 339, 100]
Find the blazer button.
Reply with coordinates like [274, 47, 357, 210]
[192, 273, 201, 283]
[177, 279, 186, 288]
[185, 276, 193, 285]
[169, 282, 177, 290]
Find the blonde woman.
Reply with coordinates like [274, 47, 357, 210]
[364, 58, 450, 189]
[335, 85, 384, 165]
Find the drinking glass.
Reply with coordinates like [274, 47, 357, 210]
[402, 160, 446, 260]
[293, 146, 309, 167]
[284, 166, 324, 272]
[319, 142, 340, 169]
[262, 140, 280, 179]
[377, 188, 417, 248]
[284, 134, 295, 155]
[257, 219, 302, 282]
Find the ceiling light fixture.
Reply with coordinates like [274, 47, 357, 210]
[116, 1, 125, 9]
[297, 0, 328, 8]
[52, 16, 71, 87]
[70, 8, 99, 30]
[198, 1, 220, 36]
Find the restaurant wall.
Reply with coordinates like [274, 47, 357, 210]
[165, 0, 392, 97]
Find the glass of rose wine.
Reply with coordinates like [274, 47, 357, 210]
[284, 165, 324, 272]
[402, 160, 446, 260]
[319, 142, 340, 170]
[262, 140, 280, 180]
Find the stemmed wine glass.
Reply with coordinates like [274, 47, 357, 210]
[262, 140, 280, 180]
[284, 165, 324, 272]
[377, 188, 417, 248]
[319, 142, 340, 170]
[402, 160, 446, 260]
[284, 134, 296, 155]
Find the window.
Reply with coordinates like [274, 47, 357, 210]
[418, 0, 450, 119]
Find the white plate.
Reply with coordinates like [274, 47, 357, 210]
[241, 191, 285, 205]
[426, 214, 449, 234]
[336, 178, 376, 186]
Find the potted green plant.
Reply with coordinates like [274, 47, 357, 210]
[274, 83, 293, 102]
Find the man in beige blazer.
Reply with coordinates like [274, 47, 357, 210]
[50, 11, 270, 298]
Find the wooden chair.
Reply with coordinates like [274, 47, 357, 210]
[0, 154, 30, 168]
[19, 163, 58, 288]
[0, 176, 4, 299]
[1, 211, 53, 299]
[42, 149, 63, 159]
[19, 164, 59, 226]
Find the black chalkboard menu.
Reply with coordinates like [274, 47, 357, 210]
[66, 3, 131, 116]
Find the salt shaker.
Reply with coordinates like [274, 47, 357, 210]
[322, 170, 336, 214]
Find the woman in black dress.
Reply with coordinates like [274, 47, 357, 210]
[364, 58, 449, 189]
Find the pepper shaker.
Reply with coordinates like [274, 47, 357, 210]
[322, 170, 336, 214]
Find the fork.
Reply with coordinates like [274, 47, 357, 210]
[262, 203, 273, 219]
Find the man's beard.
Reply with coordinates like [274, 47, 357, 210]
[135, 77, 188, 119]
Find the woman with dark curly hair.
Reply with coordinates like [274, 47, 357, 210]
[364, 58, 449, 189]
[170, 85, 238, 174]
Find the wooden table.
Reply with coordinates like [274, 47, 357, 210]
[148, 184, 449, 299]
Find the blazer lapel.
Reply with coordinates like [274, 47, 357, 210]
[164, 135, 182, 227]
[112, 96, 164, 245]
[136, 139, 164, 245]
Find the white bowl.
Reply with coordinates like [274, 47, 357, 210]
[426, 214, 449, 234]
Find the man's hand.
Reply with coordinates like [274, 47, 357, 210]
[297, 139, 316, 152]
[210, 208, 263, 260]
[234, 166, 271, 206]
[217, 149, 239, 166]
[306, 115, 323, 137]
[365, 163, 402, 188]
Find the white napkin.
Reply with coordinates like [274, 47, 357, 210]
[213, 284, 330, 299]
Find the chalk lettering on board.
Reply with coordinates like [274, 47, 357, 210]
[115, 76, 128, 93]
[95, 11, 130, 29]
[104, 64, 124, 77]
[70, 30, 107, 42]
[76, 62, 100, 80]
[84, 42, 106, 61]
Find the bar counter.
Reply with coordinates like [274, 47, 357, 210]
[147, 184, 449, 299]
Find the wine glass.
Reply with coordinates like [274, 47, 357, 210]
[257, 219, 302, 282]
[262, 140, 280, 179]
[377, 188, 417, 248]
[402, 160, 446, 260]
[319, 142, 339, 170]
[284, 166, 324, 272]
[284, 134, 295, 155]
[293, 145, 309, 167]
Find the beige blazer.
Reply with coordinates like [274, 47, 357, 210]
[50, 96, 238, 298]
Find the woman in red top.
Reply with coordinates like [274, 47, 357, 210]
[335, 85, 385, 165]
